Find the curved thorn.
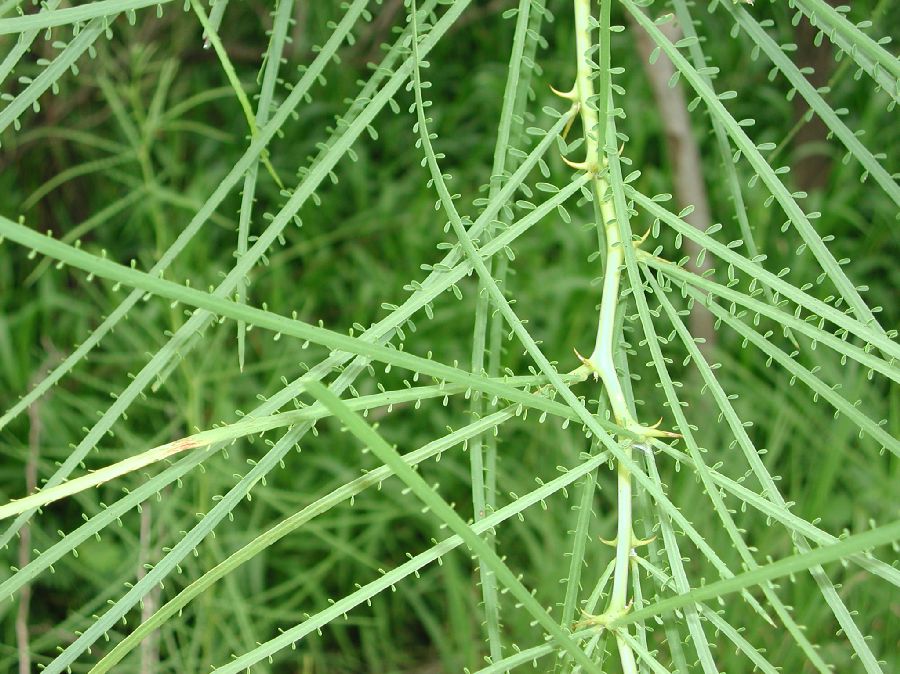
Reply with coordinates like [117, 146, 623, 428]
[634, 226, 652, 249]
[601, 533, 656, 548]
[632, 534, 657, 547]
[562, 108, 578, 139]
[644, 424, 682, 439]
[561, 155, 590, 171]
[549, 83, 578, 100]
[574, 348, 600, 380]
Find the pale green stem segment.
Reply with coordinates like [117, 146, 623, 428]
[0, 0, 173, 35]
[235, 0, 294, 372]
[465, 0, 535, 660]
[190, 0, 283, 189]
[89, 406, 522, 673]
[203, 0, 230, 49]
[0, 379, 553, 521]
[567, 2, 637, 671]
[570, 0, 631, 427]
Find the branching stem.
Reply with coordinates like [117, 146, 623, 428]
[572, 0, 634, 431]
[569, 2, 637, 671]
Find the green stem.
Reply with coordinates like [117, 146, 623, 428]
[303, 380, 605, 674]
[611, 519, 900, 630]
[467, 0, 535, 661]
[572, 0, 634, 430]
[0, 379, 554, 521]
[571, 1, 636, 671]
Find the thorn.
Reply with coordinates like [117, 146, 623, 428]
[562, 109, 578, 139]
[640, 421, 682, 439]
[561, 155, 590, 172]
[598, 533, 657, 548]
[634, 226, 652, 249]
[549, 83, 577, 100]
[573, 348, 600, 380]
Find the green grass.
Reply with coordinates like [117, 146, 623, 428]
[0, 0, 897, 672]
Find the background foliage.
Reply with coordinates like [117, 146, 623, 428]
[0, 0, 897, 672]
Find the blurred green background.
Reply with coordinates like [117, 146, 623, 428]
[0, 1, 897, 671]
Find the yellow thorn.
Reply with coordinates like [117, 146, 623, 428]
[634, 225, 652, 249]
[549, 83, 578, 100]
[644, 424, 682, 439]
[561, 155, 590, 172]
[562, 109, 578, 140]
[599, 533, 657, 548]
[573, 348, 600, 380]
[623, 417, 681, 439]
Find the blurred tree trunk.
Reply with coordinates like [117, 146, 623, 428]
[628, 15, 717, 355]
[791, 0, 837, 194]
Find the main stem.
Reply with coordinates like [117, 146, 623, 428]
[572, 1, 637, 671]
